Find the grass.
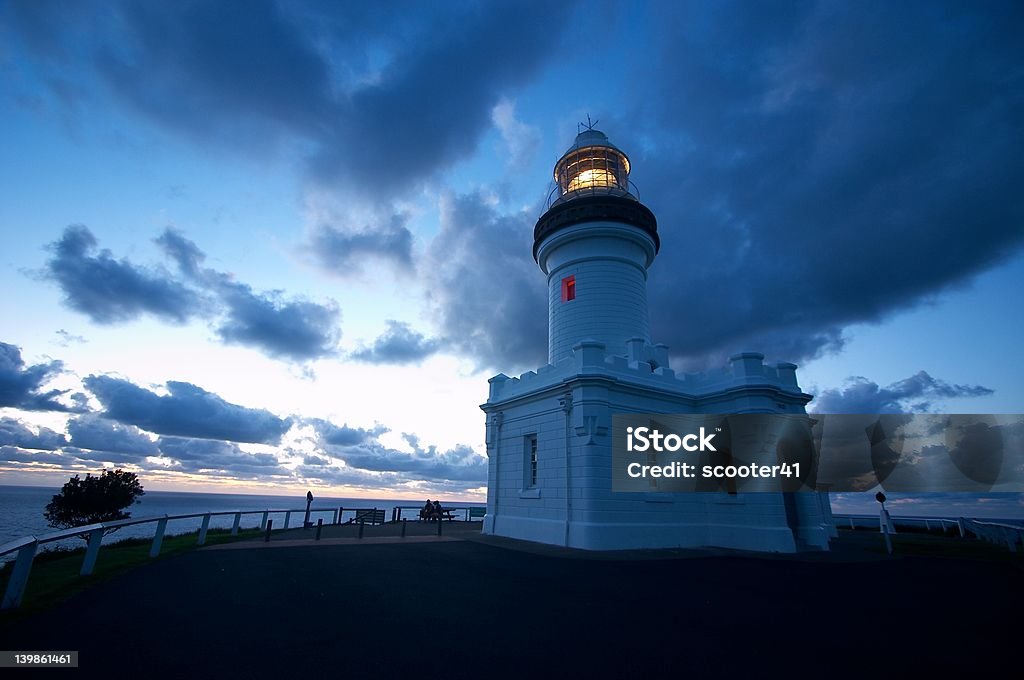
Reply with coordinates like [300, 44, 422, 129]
[837, 526, 1023, 561]
[0, 527, 262, 622]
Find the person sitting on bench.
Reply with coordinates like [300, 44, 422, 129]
[432, 499, 443, 521]
[420, 499, 435, 521]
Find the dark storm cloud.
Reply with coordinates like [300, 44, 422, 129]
[295, 461, 484, 494]
[293, 463, 406, 490]
[812, 371, 994, 414]
[214, 281, 341, 361]
[424, 192, 547, 369]
[4, 0, 577, 194]
[306, 0, 578, 192]
[66, 414, 159, 458]
[620, 0, 1024, 366]
[305, 217, 413, 276]
[157, 436, 287, 475]
[41, 225, 341, 363]
[325, 431, 487, 483]
[307, 419, 388, 447]
[44, 225, 200, 325]
[349, 321, 441, 365]
[414, 2, 1024, 372]
[84, 375, 292, 444]
[155, 228, 205, 279]
[0, 341, 80, 412]
[302, 419, 485, 486]
[155, 228, 342, 361]
[0, 445, 69, 467]
[0, 416, 67, 450]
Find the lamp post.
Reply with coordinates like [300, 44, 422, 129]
[303, 490, 313, 529]
[876, 491, 893, 554]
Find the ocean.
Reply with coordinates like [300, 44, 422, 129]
[0, 485, 482, 561]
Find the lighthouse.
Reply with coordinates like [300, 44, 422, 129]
[535, 128, 658, 364]
[481, 125, 835, 552]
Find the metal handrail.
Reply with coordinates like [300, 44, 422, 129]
[0, 507, 342, 557]
[833, 513, 1023, 551]
[0, 503, 487, 610]
[0, 505, 341, 610]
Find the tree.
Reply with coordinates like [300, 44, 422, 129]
[44, 469, 145, 535]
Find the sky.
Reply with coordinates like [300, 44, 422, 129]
[0, 1, 1022, 513]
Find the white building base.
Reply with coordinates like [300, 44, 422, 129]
[481, 343, 836, 554]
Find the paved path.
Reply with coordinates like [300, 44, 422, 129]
[2, 534, 1021, 678]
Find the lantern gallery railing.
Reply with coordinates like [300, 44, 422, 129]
[545, 178, 642, 210]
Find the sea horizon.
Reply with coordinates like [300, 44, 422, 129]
[0, 484, 485, 558]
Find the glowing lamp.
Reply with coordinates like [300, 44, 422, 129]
[553, 129, 631, 201]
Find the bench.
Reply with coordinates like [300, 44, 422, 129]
[408, 506, 456, 522]
[347, 508, 385, 526]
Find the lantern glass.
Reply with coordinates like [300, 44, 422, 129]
[555, 146, 630, 196]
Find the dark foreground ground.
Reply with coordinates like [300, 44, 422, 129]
[2, 525, 1021, 679]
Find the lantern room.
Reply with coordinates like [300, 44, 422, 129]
[552, 128, 632, 203]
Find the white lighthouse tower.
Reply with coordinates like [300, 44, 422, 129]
[480, 125, 835, 552]
[537, 128, 658, 365]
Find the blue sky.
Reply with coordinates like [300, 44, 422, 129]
[0, 1, 1021, 515]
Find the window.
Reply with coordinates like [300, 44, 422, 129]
[561, 275, 576, 302]
[525, 434, 538, 488]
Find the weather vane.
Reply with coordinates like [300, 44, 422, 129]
[578, 114, 599, 134]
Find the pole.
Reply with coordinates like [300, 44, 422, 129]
[150, 516, 168, 558]
[81, 530, 103, 576]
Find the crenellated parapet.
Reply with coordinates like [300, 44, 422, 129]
[484, 341, 812, 410]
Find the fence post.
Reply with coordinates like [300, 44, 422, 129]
[260, 511, 269, 531]
[882, 523, 892, 555]
[338, 507, 344, 525]
[231, 512, 242, 536]
[285, 511, 291, 529]
[264, 519, 274, 542]
[437, 517, 443, 537]
[332, 508, 339, 525]
[957, 518, 966, 538]
[1, 540, 38, 610]
[402, 518, 407, 538]
[150, 516, 168, 558]
[358, 519, 365, 539]
[315, 518, 323, 541]
[849, 517, 855, 529]
[81, 529, 104, 576]
[198, 513, 211, 546]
